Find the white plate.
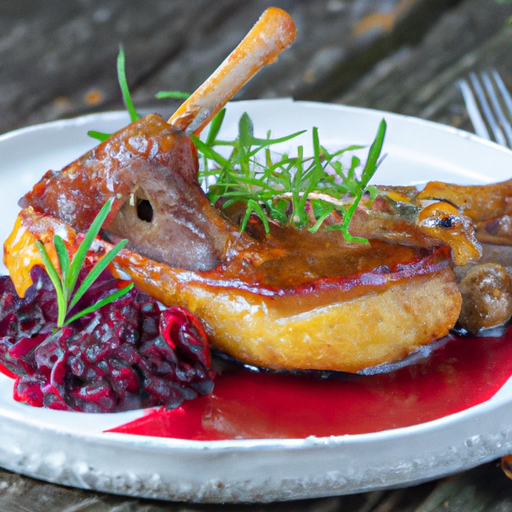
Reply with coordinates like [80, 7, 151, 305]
[1, 99, 512, 503]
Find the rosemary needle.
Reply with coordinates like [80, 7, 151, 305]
[89, 49, 388, 241]
[36, 198, 134, 328]
[193, 111, 387, 240]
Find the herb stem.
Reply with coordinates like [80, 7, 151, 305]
[194, 111, 387, 239]
[36, 198, 133, 328]
[117, 46, 140, 123]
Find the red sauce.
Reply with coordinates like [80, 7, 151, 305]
[108, 328, 512, 440]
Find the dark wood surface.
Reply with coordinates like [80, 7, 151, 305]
[2, 0, 512, 510]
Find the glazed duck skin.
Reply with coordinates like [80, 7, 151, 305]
[5, 3, 467, 373]
[418, 179, 512, 246]
[6, 112, 462, 373]
[20, 114, 253, 272]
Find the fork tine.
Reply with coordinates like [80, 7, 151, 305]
[469, 72, 508, 147]
[490, 69, 512, 146]
[482, 71, 512, 147]
[458, 78, 491, 140]
[492, 69, 512, 117]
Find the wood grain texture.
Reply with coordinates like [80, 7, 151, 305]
[0, 462, 510, 511]
[1, 0, 460, 134]
[336, 0, 512, 132]
[1, 0, 512, 509]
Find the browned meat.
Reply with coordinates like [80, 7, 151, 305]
[458, 263, 512, 332]
[1, 7, 467, 373]
[20, 114, 255, 271]
[418, 179, 512, 246]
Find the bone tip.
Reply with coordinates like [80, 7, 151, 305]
[261, 7, 297, 45]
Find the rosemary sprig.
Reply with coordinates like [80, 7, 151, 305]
[155, 91, 191, 99]
[327, 118, 386, 242]
[88, 48, 192, 142]
[36, 198, 134, 328]
[87, 50, 387, 241]
[192, 111, 387, 239]
[87, 46, 140, 142]
[117, 46, 140, 123]
[87, 130, 111, 142]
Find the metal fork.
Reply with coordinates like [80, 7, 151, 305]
[458, 69, 512, 148]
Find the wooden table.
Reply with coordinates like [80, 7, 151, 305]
[2, 0, 512, 509]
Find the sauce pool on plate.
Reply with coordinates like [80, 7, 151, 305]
[108, 328, 512, 440]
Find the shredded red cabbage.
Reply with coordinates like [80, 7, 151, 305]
[0, 266, 216, 413]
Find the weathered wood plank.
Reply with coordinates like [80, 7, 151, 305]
[1, 0, 459, 135]
[0, 462, 510, 511]
[337, 0, 512, 132]
[133, 0, 462, 104]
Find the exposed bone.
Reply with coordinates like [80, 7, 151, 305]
[18, 8, 298, 274]
[168, 7, 297, 135]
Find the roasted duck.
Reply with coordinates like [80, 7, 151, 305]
[3, 7, 510, 374]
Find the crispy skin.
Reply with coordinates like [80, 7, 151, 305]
[418, 179, 512, 246]
[110, 243, 460, 373]
[186, 269, 460, 372]
[6, 208, 460, 373]
[418, 179, 512, 223]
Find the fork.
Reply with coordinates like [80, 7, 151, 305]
[458, 69, 512, 148]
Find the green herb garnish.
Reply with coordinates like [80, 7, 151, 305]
[87, 130, 111, 142]
[87, 46, 140, 142]
[88, 49, 192, 142]
[117, 46, 140, 123]
[155, 91, 191, 99]
[36, 198, 134, 328]
[192, 112, 386, 240]
[88, 49, 387, 241]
